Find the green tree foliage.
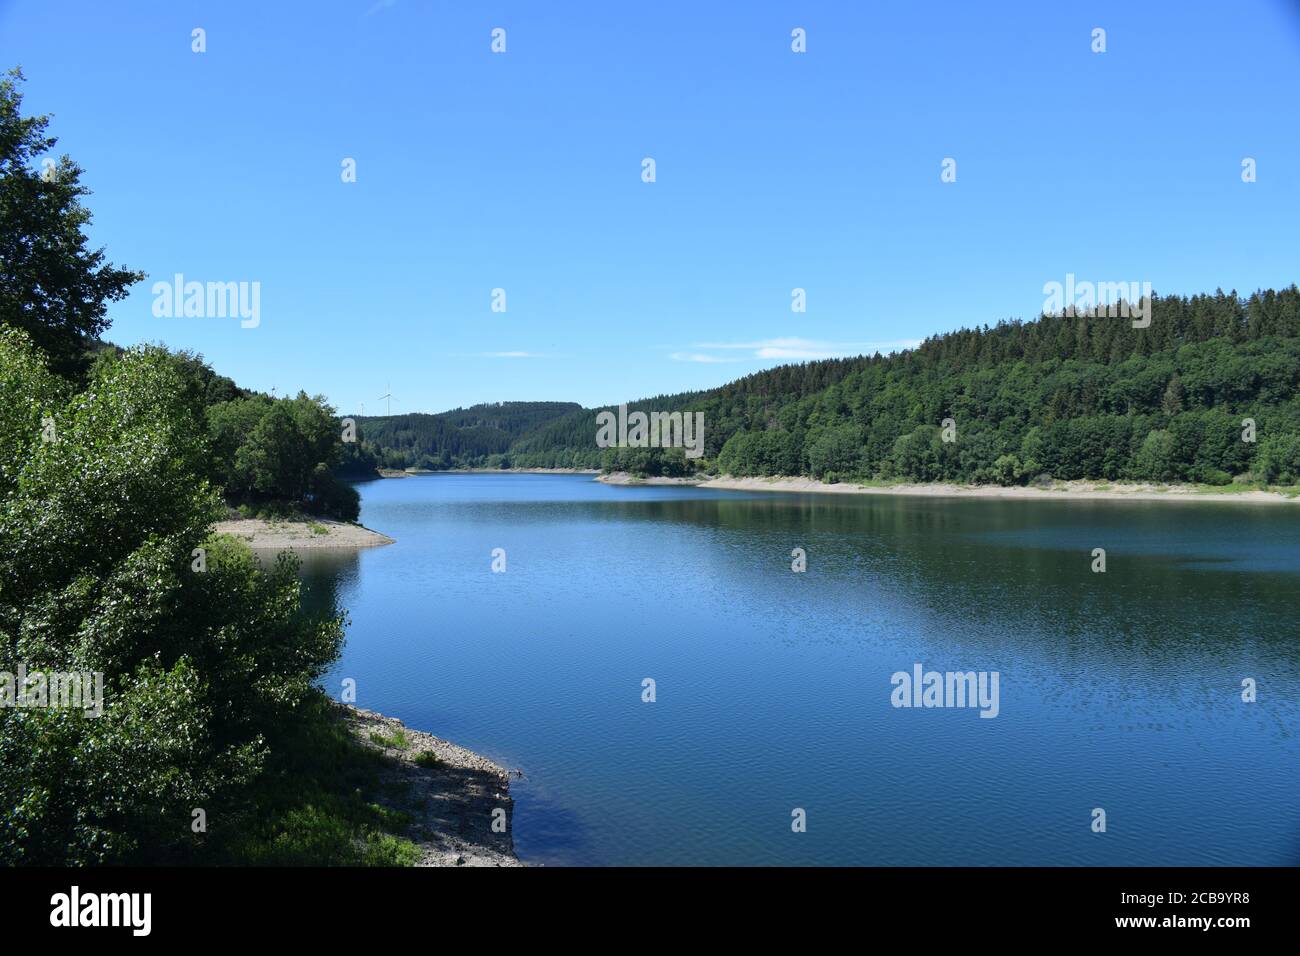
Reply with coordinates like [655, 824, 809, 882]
[0, 79, 394, 865]
[1133, 429, 1178, 482]
[109, 344, 250, 406]
[0, 329, 345, 863]
[207, 391, 360, 521]
[1255, 434, 1300, 484]
[805, 423, 866, 480]
[336, 419, 381, 479]
[356, 402, 583, 469]
[717, 429, 803, 476]
[0, 70, 143, 378]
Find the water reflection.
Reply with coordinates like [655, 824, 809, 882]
[294, 476, 1300, 866]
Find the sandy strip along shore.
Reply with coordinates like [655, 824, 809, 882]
[212, 517, 395, 549]
[379, 467, 599, 477]
[597, 472, 1299, 505]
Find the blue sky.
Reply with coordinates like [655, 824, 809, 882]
[3, 0, 1300, 414]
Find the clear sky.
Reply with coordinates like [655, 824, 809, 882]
[3, 0, 1299, 414]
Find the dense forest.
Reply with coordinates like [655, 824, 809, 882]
[357, 290, 1300, 487]
[355, 402, 580, 469]
[88, 342, 369, 520]
[709, 293, 1300, 486]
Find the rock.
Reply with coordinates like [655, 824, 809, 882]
[333, 702, 521, 867]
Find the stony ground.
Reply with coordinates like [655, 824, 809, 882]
[212, 516, 395, 549]
[598, 472, 1300, 504]
[338, 705, 521, 867]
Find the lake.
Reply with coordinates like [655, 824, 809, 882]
[301, 474, 1300, 866]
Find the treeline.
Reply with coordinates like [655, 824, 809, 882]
[205, 387, 364, 521]
[355, 357, 874, 473]
[357, 289, 1300, 486]
[354, 402, 581, 469]
[711, 293, 1300, 485]
[85, 344, 367, 521]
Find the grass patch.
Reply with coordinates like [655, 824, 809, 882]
[204, 696, 421, 866]
[1188, 481, 1300, 496]
[852, 477, 906, 488]
[413, 751, 443, 769]
[1192, 482, 1259, 494]
[364, 831, 422, 866]
[369, 727, 409, 750]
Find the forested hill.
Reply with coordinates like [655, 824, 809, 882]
[358, 287, 1300, 487]
[355, 402, 582, 469]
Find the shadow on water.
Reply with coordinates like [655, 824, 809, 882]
[269, 548, 362, 620]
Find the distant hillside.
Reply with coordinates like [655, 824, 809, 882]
[505, 356, 873, 471]
[354, 358, 871, 471]
[356, 287, 1300, 486]
[354, 402, 583, 469]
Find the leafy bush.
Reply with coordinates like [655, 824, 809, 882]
[1255, 434, 1300, 485]
[0, 330, 345, 864]
[1194, 467, 1233, 486]
[993, 454, 1024, 486]
[1133, 429, 1178, 482]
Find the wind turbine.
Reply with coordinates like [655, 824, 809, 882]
[378, 384, 394, 417]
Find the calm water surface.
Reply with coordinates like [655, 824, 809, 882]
[298, 474, 1300, 866]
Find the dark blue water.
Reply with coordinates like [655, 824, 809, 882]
[305, 474, 1300, 866]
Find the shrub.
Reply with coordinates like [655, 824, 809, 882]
[993, 454, 1023, 486]
[1255, 434, 1300, 485]
[0, 331, 344, 864]
[1194, 467, 1233, 486]
[1133, 429, 1178, 482]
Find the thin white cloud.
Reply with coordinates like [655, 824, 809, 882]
[480, 350, 545, 358]
[686, 337, 920, 362]
[669, 352, 745, 363]
[366, 0, 397, 16]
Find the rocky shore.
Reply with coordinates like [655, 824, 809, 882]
[338, 705, 520, 867]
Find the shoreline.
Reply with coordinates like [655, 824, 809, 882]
[212, 516, 395, 550]
[596, 472, 1300, 505]
[337, 704, 520, 867]
[377, 467, 598, 478]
